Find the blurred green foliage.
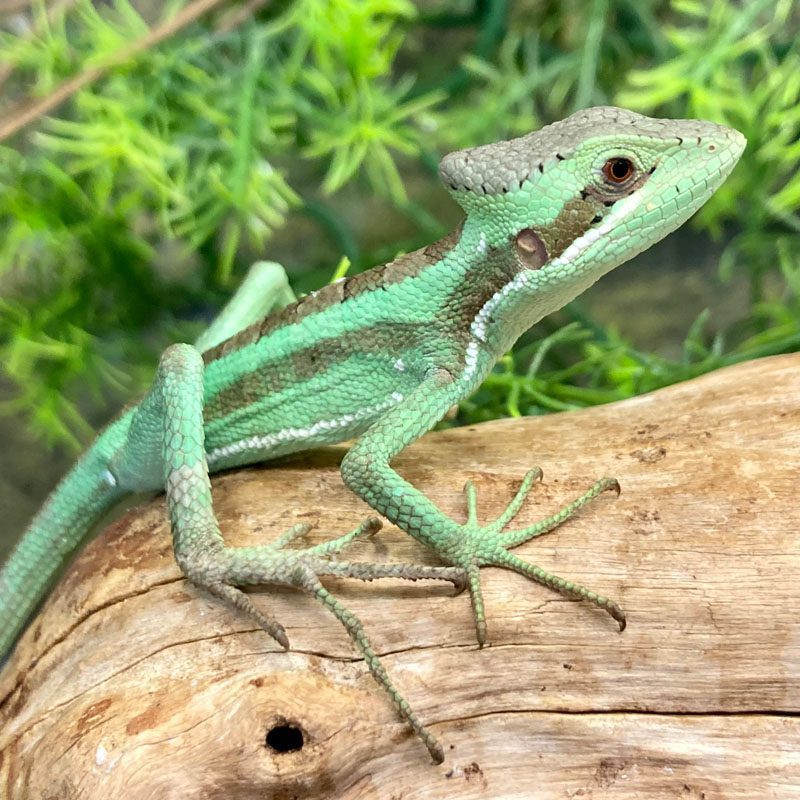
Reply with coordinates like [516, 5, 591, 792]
[0, 0, 798, 447]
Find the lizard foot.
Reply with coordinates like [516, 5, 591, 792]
[180, 516, 458, 763]
[443, 469, 625, 646]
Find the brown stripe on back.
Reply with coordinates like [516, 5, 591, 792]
[204, 322, 433, 423]
[203, 225, 464, 364]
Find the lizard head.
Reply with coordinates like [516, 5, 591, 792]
[438, 106, 745, 322]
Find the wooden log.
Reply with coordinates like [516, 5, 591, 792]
[1, 353, 799, 798]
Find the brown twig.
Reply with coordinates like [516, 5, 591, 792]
[0, 0, 232, 142]
[214, 0, 268, 33]
[0, 0, 37, 15]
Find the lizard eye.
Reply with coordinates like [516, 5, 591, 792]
[602, 158, 635, 184]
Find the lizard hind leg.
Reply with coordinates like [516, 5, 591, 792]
[193, 521, 456, 764]
[194, 261, 297, 353]
[460, 472, 625, 645]
[123, 343, 455, 762]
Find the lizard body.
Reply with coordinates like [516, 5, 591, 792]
[0, 107, 745, 762]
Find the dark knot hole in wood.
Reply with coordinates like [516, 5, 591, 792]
[265, 719, 305, 754]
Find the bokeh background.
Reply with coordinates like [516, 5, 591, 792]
[1, 0, 798, 557]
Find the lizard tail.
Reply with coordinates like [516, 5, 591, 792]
[0, 425, 127, 662]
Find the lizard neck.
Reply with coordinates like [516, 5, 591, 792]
[446, 215, 575, 364]
[452, 188, 648, 369]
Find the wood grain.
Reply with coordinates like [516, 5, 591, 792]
[1, 353, 799, 798]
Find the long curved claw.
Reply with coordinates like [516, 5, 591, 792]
[309, 516, 382, 557]
[490, 467, 543, 531]
[497, 549, 626, 631]
[502, 475, 620, 549]
[465, 563, 487, 647]
[204, 580, 290, 649]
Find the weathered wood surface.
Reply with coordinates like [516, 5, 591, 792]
[1, 353, 799, 799]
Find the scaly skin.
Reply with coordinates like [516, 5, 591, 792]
[0, 107, 745, 762]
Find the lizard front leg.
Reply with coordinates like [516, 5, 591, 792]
[112, 343, 462, 763]
[341, 369, 625, 647]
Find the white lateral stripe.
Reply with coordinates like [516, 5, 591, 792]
[101, 469, 118, 487]
[549, 190, 644, 268]
[207, 392, 404, 464]
[461, 190, 645, 384]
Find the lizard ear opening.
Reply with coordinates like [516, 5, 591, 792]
[515, 229, 548, 270]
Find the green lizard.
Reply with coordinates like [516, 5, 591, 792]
[0, 107, 744, 763]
